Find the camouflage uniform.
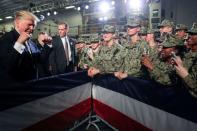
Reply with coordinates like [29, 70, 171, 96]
[78, 48, 92, 69]
[148, 48, 175, 85]
[92, 25, 126, 73]
[182, 52, 197, 97]
[181, 23, 197, 97]
[76, 37, 86, 69]
[123, 19, 150, 78]
[158, 19, 174, 29]
[158, 19, 174, 42]
[122, 40, 149, 77]
[78, 37, 98, 69]
[139, 26, 148, 36]
[93, 43, 125, 73]
[175, 24, 188, 32]
[148, 36, 184, 85]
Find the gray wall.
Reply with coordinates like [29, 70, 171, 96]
[162, 0, 197, 27]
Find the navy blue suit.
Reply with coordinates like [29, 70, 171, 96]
[0, 29, 51, 82]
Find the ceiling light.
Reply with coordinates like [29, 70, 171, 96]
[99, 17, 103, 21]
[54, 11, 57, 15]
[99, 2, 110, 13]
[65, 6, 75, 9]
[103, 16, 108, 21]
[40, 15, 45, 21]
[85, 5, 89, 9]
[129, 0, 142, 10]
[111, 1, 115, 5]
[5, 16, 13, 19]
[47, 12, 50, 16]
[77, 7, 81, 11]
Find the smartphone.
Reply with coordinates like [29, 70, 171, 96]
[170, 51, 178, 66]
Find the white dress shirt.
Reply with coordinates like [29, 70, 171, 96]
[61, 36, 72, 62]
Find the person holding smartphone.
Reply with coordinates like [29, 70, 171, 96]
[173, 23, 197, 97]
[142, 34, 184, 86]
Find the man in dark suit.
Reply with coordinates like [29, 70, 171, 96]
[49, 22, 76, 75]
[0, 10, 52, 83]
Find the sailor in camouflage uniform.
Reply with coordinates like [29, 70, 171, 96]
[79, 36, 101, 69]
[115, 19, 150, 80]
[158, 19, 174, 38]
[173, 23, 197, 97]
[175, 24, 188, 40]
[146, 28, 157, 49]
[78, 39, 92, 69]
[158, 19, 185, 57]
[75, 37, 86, 70]
[139, 26, 147, 40]
[142, 34, 184, 85]
[88, 25, 125, 77]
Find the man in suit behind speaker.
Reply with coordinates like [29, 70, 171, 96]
[49, 22, 76, 75]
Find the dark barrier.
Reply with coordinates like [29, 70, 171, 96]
[0, 72, 197, 131]
[93, 74, 197, 131]
[0, 71, 92, 131]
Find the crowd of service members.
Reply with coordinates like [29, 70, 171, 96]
[0, 10, 196, 98]
[75, 19, 197, 98]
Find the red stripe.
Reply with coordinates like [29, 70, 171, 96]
[94, 99, 152, 131]
[23, 98, 91, 131]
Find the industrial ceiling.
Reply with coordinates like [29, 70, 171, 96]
[0, 0, 98, 23]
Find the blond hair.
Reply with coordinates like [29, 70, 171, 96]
[15, 10, 39, 24]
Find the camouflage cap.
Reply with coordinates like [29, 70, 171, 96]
[162, 34, 184, 48]
[175, 24, 188, 31]
[77, 37, 85, 43]
[187, 23, 197, 35]
[147, 28, 155, 34]
[102, 25, 115, 33]
[85, 38, 91, 45]
[90, 36, 100, 43]
[158, 19, 174, 28]
[126, 19, 140, 28]
[155, 37, 164, 43]
[139, 26, 147, 35]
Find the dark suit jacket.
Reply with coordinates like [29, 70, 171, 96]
[33, 39, 53, 77]
[0, 29, 51, 82]
[49, 35, 76, 75]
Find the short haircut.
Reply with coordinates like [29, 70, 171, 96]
[58, 22, 69, 28]
[15, 10, 39, 23]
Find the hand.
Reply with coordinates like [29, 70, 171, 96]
[114, 71, 128, 80]
[88, 67, 100, 77]
[87, 49, 93, 60]
[93, 47, 100, 53]
[42, 35, 52, 45]
[170, 58, 178, 66]
[141, 55, 154, 71]
[172, 56, 183, 66]
[173, 56, 189, 78]
[17, 32, 31, 44]
[83, 64, 88, 69]
[174, 65, 189, 78]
